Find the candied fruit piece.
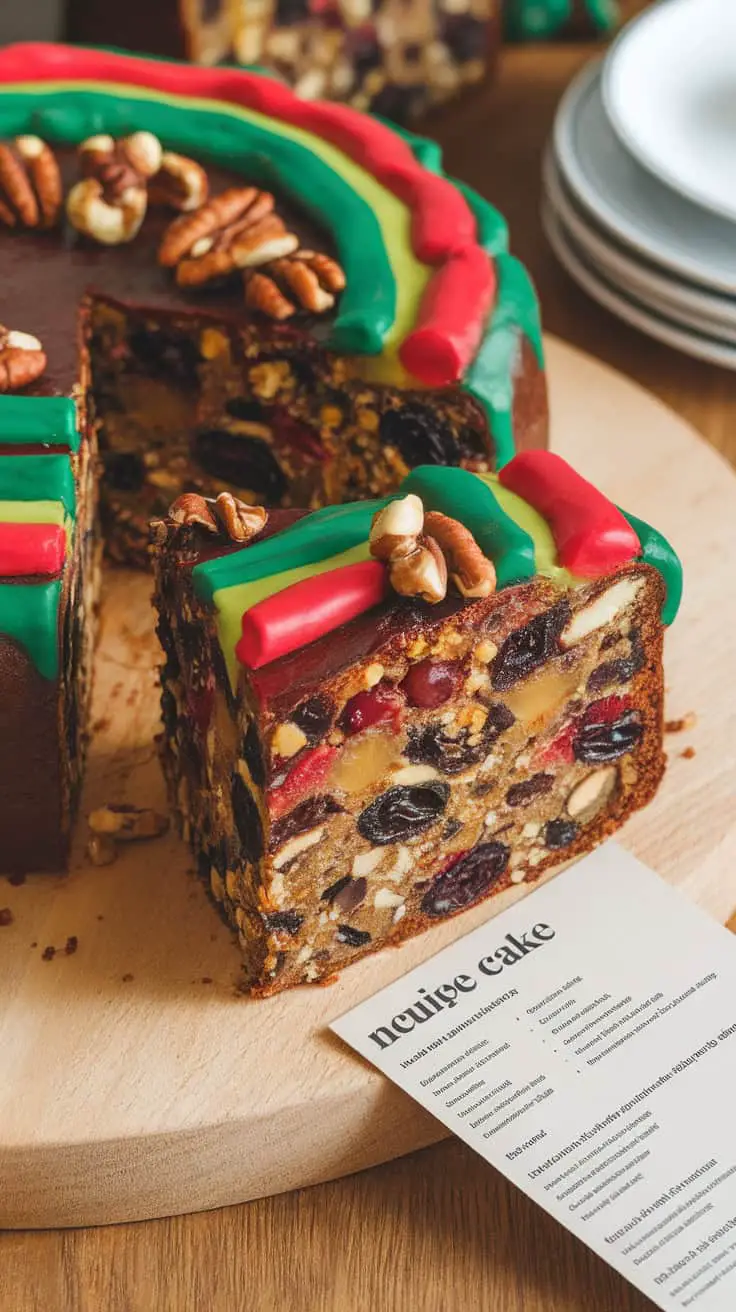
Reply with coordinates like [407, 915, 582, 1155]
[339, 686, 405, 735]
[420, 842, 509, 918]
[357, 782, 450, 844]
[401, 659, 462, 709]
[267, 744, 339, 819]
[330, 732, 401, 794]
[491, 603, 569, 691]
[506, 773, 554, 807]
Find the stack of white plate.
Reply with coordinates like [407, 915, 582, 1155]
[543, 0, 736, 368]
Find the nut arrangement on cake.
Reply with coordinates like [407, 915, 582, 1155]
[151, 453, 681, 996]
[0, 42, 546, 875]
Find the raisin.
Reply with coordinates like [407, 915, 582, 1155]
[269, 794, 341, 851]
[291, 693, 335, 742]
[357, 782, 449, 844]
[103, 450, 145, 492]
[406, 702, 515, 775]
[379, 402, 459, 467]
[573, 710, 643, 764]
[587, 631, 645, 693]
[193, 429, 287, 500]
[231, 771, 264, 863]
[442, 818, 463, 840]
[336, 924, 371, 947]
[128, 327, 201, 382]
[401, 659, 461, 709]
[264, 910, 304, 935]
[491, 603, 570, 691]
[420, 842, 509, 918]
[225, 397, 267, 423]
[242, 719, 266, 789]
[339, 686, 404, 735]
[544, 819, 579, 850]
[322, 875, 367, 914]
[506, 773, 554, 807]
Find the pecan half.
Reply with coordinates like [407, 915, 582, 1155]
[389, 535, 448, 604]
[424, 510, 496, 598]
[0, 326, 47, 392]
[159, 187, 298, 287]
[168, 492, 218, 533]
[148, 151, 209, 213]
[214, 493, 268, 544]
[0, 136, 62, 229]
[243, 249, 346, 319]
[67, 132, 162, 245]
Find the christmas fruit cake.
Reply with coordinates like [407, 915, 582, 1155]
[151, 453, 682, 996]
[0, 42, 545, 874]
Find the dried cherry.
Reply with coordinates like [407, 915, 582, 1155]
[401, 659, 461, 709]
[339, 686, 404, 735]
[267, 744, 339, 818]
[491, 602, 570, 691]
[269, 794, 342, 851]
[231, 771, 265, 864]
[357, 782, 450, 844]
[573, 709, 643, 764]
[379, 402, 459, 467]
[406, 702, 515, 775]
[420, 842, 509, 918]
[544, 819, 579, 850]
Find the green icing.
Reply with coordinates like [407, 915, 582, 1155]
[1, 83, 413, 358]
[0, 454, 75, 515]
[193, 498, 390, 602]
[401, 465, 536, 588]
[215, 541, 371, 689]
[0, 579, 61, 679]
[484, 477, 576, 588]
[620, 509, 682, 626]
[0, 396, 79, 450]
[464, 254, 545, 469]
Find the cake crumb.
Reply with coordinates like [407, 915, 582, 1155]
[30, 941, 37, 948]
[91, 717, 111, 733]
[200, 976, 213, 985]
[680, 746, 696, 760]
[0, 907, 13, 926]
[665, 711, 697, 734]
[121, 972, 134, 983]
[41, 945, 56, 961]
[65, 935, 79, 955]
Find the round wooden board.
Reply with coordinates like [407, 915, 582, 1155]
[2, 337, 735, 1229]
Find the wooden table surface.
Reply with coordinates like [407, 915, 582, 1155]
[5, 23, 736, 1312]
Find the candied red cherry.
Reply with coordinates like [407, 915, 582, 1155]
[339, 685, 405, 736]
[267, 744, 339, 818]
[401, 659, 462, 709]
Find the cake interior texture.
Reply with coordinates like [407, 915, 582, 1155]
[151, 459, 681, 996]
[0, 43, 548, 874]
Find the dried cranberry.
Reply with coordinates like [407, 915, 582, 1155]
[322, 875, 367, 914]
[231, 772, 264, 864]
[544, 819, 579, 850]
[291, 694, 335, 742]
[506, 773, 554, 807]
[264, 910, 304, 935]
[269, 794, 342, 850]
[193, 428, 287, 501]
[269, 409, 326, 462]
[336, 924, 371, 947]
[339, 686, 404, 735]
[267, 744, 339, 819]
[406, 702, 515, 775]
[242, 720, 266, 789]
[491, 603, 570, 691]
[401, 659, 461, 709]
[573, 710, 643, 764]
[420, 842, 509, 918]
[357, 782, 449, 845]
[379, 402, 459, 467]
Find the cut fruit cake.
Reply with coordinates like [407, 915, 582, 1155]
[151, 452, 682, 996]
[0, 42, 546, 874]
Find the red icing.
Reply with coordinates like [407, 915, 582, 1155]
[0, 44, 493, 383]
[498, 451, 641, 577]
[0, 522, 65, 576]
[268, 744, 338, 819]
[400, 247, 496, 386]
[236, 559, 387, 670]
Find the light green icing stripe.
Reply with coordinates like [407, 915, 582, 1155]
[480, 475, 577, 588]
[0, 80, 432, 361]
[193, 498, 390, 602]
[0, 396, 79, 450]
[0, 499, 66, 526]
[0, 579, 62, 679]
[0, 454, 75, 515]
[464, 255, 545, 468]
[215, 541, 371, 689]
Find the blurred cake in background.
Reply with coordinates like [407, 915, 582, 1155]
[65, 0, 501, 120]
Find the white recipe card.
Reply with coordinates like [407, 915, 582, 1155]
[332, 845, 736, 1311]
